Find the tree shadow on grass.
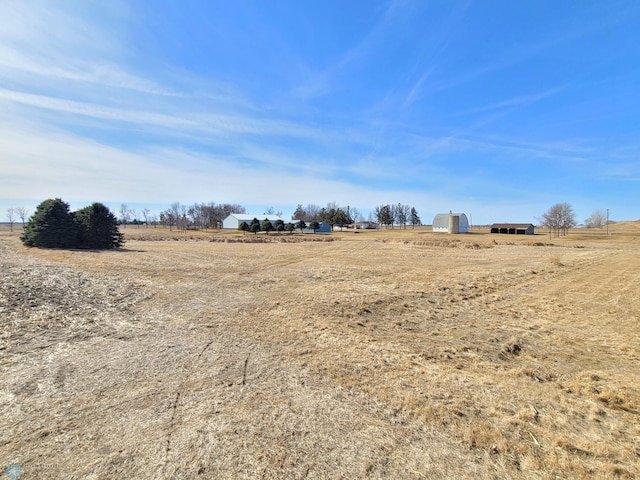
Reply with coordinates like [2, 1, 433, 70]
[61, 247, 147, 253]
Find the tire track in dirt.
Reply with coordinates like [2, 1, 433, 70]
[515, 250, 640, 365]
[162, 340, 215, 474]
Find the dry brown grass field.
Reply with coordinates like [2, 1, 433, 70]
[1, 224, 639, 479]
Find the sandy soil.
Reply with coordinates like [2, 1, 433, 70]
[1, 227, 639, 479]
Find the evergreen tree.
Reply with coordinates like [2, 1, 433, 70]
[274, 219, 285, 232]
[261, 218, 274, 235]
[238, 222, 249, 234]
[375, 204, 393, 229]
[249, 218, 261, 234]
[292, 204, 306, 221]
[410, 207, 421, 228]
[285, 222, 296, 234]
[319, 207, 338, 230]
[21, 198, 79, 248]
[318, 208, 330, 224]
[309, 221, 320, 233]
[296, 219, 307, 233]
[74, 203, 124, 248]
[333, 209, 352, 230]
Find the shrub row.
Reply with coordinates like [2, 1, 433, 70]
[21, 199, 124, 249]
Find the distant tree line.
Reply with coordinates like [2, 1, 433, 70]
[158, 202, 247, 231]
[293, 201, 421, 230]
[115, 200, 424, 231]
[115, 202, 247, 231]
[292, 202, 357, 230]
[11, 198, 619, 243]
[21, 198, 123, 249]
[374, 203, 421, 229]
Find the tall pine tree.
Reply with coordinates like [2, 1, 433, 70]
[410, 207, 421, 228]
[74, 203, 124, 248]
[21, 198, 79, 248]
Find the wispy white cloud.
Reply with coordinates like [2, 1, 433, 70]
[0, 1, 137, 89]
[0, 0, 638, 225]
[0, 120, 435, 212]
[402, 70, 433, 108]
[0, 43, 175, 96]
[449, 87, 565, 118]
[0, 87, 334, 144]
[410, 131, 592, 162]
[288, 0, 425, 103]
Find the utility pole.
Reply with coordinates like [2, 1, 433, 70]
[606, 208, 609, 236]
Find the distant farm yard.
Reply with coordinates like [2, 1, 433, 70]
[1, 226, 639, 479]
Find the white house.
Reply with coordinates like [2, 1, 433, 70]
[432, 213, 469, 233]
[223, 213, 284, 229]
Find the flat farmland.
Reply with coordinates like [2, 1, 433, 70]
[1, 227, 639, 479]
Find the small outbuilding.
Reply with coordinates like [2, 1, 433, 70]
[432, 213, 469, 233]
[303, 222, 331, 233]
[490, 223, 535, 235]
[223, 213, 284, 229]
[353, 221, 378, 230]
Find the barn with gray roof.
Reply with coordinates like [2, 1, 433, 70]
[432, 213, 469, 233]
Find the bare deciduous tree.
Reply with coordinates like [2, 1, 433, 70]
[6, 207, 16, 232]
[141, 208, 150, 227]
[178, 204, 189, 230]
[584, 210, 606, 229]
[15, 207, 29, 226]
[264, 206, 283, 217]
[130, 208, 140, 228]
[305, 204, 321, 222]
[540, 203, 576, 237]
[201, 202, 245, 229]
[160, 210, 176, 230]
[394, 203, 411, 229]
[119, 204, 130, 227]
[292, 204, 306, 221]
[350, 207, 362, 224]
[188, 204, 204, 230]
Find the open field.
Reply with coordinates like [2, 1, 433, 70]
[1, 225, 639, 478]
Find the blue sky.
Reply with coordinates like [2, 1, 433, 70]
[1, 0, 639, 225]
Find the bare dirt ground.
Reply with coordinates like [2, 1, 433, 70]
[1, 225, 639, 479]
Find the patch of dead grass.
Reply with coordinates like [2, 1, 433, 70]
[1, 231, 639, 478]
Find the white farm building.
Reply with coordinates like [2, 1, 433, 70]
[223, 213, 284, 229]
[432, 213, 469, 234]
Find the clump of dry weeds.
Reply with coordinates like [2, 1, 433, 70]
[128, 232, 337, 243]
[549, 254, 563, 266]
[380, 237, 492, 249]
